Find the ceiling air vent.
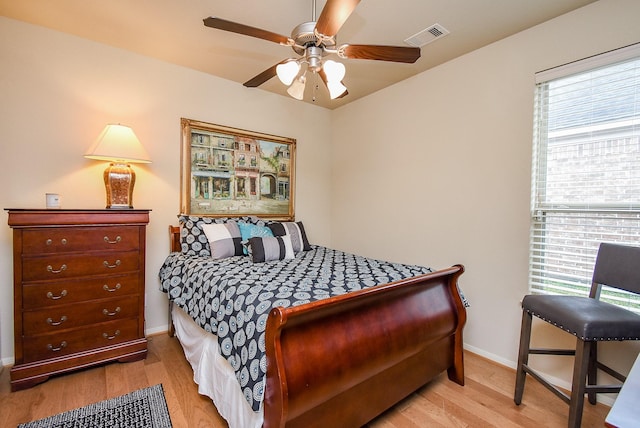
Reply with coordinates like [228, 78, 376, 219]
[404, 23, 450, 47]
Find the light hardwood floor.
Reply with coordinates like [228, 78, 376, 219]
[1, 333, 610, 427]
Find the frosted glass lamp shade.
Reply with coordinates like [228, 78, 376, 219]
[276, 61, 300, 86]
[327, 81, 348, 99]
[323, 60, 346, 82]
[287, 75, 307, 100]
[85, 124, 151, 209]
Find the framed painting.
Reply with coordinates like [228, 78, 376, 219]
[180, 118, 296, 220]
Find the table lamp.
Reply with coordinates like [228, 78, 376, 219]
[84, 124, 151, 209]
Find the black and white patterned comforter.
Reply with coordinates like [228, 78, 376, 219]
[158, 246, 433, 412]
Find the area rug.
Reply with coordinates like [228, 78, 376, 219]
[18, 384, 172, 428]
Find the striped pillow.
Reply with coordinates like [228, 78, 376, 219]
[267, 221, 311, 253]
[247, 235, 295, 263]
[202, 221, 243, 260]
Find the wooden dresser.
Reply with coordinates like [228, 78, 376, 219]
[6, 209, 150, 391]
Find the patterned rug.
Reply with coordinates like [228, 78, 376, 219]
[18, 384, 172, 428]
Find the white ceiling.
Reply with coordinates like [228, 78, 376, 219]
[0, 0, 598, 109]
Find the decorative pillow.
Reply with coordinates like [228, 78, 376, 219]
[247, 235, 294, 263]
[202, 221, 243, 259]
[178, 215, 215, 256]
[178, 215, 265, 256]
[238, 222, 274, 255]
[267, 221, 311, 253]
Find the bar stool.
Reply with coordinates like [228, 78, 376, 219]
[514, 243, 640, 428]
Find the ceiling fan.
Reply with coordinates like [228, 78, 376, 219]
[203, 0, 421, 101]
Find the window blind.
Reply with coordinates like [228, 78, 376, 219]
[530, 45, 640, 313]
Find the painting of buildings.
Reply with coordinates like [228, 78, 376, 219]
[182, 119, 295, 218]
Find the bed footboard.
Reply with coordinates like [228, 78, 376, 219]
[263, 264, 466, 428]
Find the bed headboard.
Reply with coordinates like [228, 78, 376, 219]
[169, 225, 180, 253]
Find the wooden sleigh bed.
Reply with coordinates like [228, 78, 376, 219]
[164, 223, 467, 428]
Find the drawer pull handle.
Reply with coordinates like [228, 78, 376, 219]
[46, 315, 68, 326]
[46, 290, 68, 300]
[104, 235, 122, 244]
[103, 260, 121, 269]
[45, 238, 67, 245]
[102, 307, 121, 316]
[47, 264, 67, 274]
[103, 330, 121, 340]
[103, 283, 122, 292]
[47, 341, 67, 352]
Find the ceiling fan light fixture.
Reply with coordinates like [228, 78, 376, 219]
[327, 81, 348, 99]
[323, 59, 346, 82]
[206, 0, 423, 104]
[287, 74, 307, 100]
[276, 60, 300, 86]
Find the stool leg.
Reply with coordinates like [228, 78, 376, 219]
[568, 339, 591, 428]
[587, 342, 598, 405]
[514, 309, 532, 405]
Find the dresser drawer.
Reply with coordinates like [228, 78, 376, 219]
[22, 318, 140, 363]
[23, 296, 139, 335]
[22, 273, 139, 309]
[22, 251, 139, 282]
[22, 226, 140, 255]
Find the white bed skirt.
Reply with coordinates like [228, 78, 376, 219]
[171, 304, 264, 428]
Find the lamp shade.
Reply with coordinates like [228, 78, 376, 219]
[85, 124, 150, 209]
[276, 60, 301, 86]
[287, 75, 306, 100]
[84, 124, 151, 164]
[327, 81, 348, 99]
[323, 60, 346, 83]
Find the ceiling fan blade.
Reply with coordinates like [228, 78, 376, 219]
[339, 44, 421, 63]
[243, 60, 288, 88]
[204, 17, 291, 46]
[315, 0, 361, 37]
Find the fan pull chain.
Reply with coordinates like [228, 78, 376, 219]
[312, 71, 319, 102]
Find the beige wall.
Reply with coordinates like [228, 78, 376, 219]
[0, 17, 332, 364]
[329, 0, 640, 394]
[2, 0, 640, 401]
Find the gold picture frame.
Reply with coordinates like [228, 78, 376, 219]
[180, 118, 296, 220]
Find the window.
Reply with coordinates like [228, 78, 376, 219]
[530, 44, 640, 313]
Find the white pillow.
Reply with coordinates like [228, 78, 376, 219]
[201, 221, 243, 259]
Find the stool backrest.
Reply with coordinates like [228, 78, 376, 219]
[591, 243, 640, 298]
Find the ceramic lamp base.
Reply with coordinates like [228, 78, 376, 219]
[104, 162, 135, 209]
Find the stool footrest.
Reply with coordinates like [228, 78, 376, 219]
[523, 364, 571, 405]
[530, 348, 575, 356]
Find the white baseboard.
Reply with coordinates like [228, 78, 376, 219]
[464, 343, 518, 369]
[145, 325, 170, 336]
[463, 343, 616, 407]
